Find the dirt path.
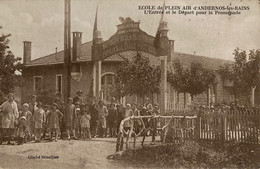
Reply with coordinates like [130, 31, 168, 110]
[0, 138, 127, 169]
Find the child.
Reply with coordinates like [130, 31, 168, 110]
[21, 103, 32, 142]
[17, 116, 27, 145]
[33, 102, 45, 142]
[41, 105, 50, 140]
[48, 103, 63, 142]
[80, 110, 91, 139]
[74, 102, 81, 138]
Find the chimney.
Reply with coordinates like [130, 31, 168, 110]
[72, 32, 82, 61]
[23, 41, 32, 65]
[168, 40, 174, 63]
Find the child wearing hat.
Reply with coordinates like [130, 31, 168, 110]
[48, 103, 63, 141]
[33, 102, 45, 142]
[17, 116, 27, 145]
[21, 103, 33, 142]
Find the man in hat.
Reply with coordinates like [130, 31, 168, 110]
[0, 93, 19, 145]
[73, 90, 84, 105]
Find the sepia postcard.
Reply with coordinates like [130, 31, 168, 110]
[0, 0, 259, 168]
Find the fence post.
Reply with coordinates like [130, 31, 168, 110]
[222, 115, 227, 142]
[196, 111, 201, 141]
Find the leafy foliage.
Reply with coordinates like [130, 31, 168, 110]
[219, 64, 233, 81]
[35, 89, 56, 105]
[0, 34, 23, 100]
[114, 53, 161, 98]
[168, 60, 215, 99]
[219, 48, 260, 90]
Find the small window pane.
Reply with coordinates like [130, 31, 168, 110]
[56, 75, 62, 93]
[106, 75, 113, 85]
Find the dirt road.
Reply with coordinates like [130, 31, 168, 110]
[0, 138, 128, 169]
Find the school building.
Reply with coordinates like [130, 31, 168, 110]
[21, 13, 238, 113]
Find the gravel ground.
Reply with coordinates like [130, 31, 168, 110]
[0, 138, 127, 169]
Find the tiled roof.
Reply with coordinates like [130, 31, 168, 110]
[25, 41, 231, 71]
[173, 52, 232, 70]
[26, 41, 93, 66]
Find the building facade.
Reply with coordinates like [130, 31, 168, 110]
[21, 15, 235, 113]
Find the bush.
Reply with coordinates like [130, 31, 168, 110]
[116, 141, 260, 168]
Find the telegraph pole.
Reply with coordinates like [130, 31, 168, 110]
[63, 0, 71, 102]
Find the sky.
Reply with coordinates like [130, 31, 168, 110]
[0, 0, 259, 61]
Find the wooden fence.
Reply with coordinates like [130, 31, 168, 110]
[198, 108, 260, 144]
[116, 107, 260, 152]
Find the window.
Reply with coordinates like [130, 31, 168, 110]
[101, 73, 115, 102]
[56, 75, 62, 94]
[33, 76, 43, 91]
[106, 74, 114, 85]
[101, 74, 114, 86]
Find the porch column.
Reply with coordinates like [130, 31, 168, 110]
[160, 55, 167, 114]
[95, 61, 102, 102]
[92, 62, 96, 97]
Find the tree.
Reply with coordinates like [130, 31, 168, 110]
[245, 49, 260, 105]
[168, 61, 216, 103]
[218, 48, 260, 106]
[0, 34, 22, 102]
[114, 53, 161, 100]
[35, 89, 56, 105]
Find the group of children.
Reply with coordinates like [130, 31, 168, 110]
[13, 95, 160, 145]
[17, 102, 64, 144]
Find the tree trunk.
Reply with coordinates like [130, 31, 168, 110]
[184, 92, 186, 108]
[207, 87, 211, 107]
[251, 86, 256, 106]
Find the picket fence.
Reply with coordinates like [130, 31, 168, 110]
[116, 107, 260, 151]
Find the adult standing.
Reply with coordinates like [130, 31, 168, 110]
[89, 100, 98, 138]
[116, 104, 124, 134]
[107, 104, 118, 137]
[0, 93, 19, 145]
[65, 98, 77, 140]
[73, 90, 84, 104]
[133, 103, 141, 134]
[33, 102, 44, 142]
[97, 100, 108, 137]
[29, 95, 38, 137]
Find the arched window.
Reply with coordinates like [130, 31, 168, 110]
[101, 73, 115, 103]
